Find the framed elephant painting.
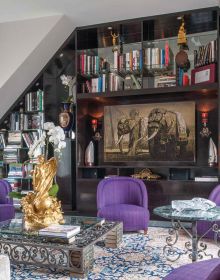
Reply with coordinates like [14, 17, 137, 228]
[104, 101, 195, 162]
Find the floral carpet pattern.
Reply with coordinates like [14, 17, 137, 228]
[11, 227, 219, 280]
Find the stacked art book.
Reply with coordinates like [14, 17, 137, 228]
[39, 224, 81, 244]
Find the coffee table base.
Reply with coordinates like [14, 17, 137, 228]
[163, 220, 214, 262]
[0, 222, 123, 278]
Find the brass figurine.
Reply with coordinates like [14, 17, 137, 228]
[177, 17, 188, 50]
[111, 31, 119, 52]
[131, 168, 161, 180]
[21, 155, 64, 231]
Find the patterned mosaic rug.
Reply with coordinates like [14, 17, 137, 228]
[11, 227, 219, 280]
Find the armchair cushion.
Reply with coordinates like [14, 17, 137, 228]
[97, 177, 149, 231]
[0, 180, 13, 205]
[163, 258, 220, 280]
[0, 205, 15, 222]
[98, 204, 149, 231]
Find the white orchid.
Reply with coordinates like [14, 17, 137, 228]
[60, 74, 74, 87]
[28, 122, 66, 160]
[44, 122, 55, 131]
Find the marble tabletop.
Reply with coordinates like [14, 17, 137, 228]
[154, 205, 220, 222]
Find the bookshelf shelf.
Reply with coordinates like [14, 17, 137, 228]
[77, 83, 218, 99]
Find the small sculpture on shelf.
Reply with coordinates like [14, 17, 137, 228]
[177, 18, 188, 49]
[131, 168, 161, 180]
[111, 31, 119, 52]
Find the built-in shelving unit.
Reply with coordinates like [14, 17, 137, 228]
[75, 7, 220, 218]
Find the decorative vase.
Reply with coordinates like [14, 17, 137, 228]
[208, 137, 217, 167]
[85, 141, 95, 166]
[59, 102, 74, 133]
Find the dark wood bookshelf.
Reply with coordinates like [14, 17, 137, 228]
[75, 7, 220, 219]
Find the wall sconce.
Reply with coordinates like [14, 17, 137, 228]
[91, 119, 102, 141]
[200, 112, 211, 137]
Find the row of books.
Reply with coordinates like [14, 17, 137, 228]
[79, 54, 105, 75]
[0, 133, 6, 148]
[79, 45, 171, 76]
[7, 162, 34, 178]
[84, 74, 106, 93]
[144, 43, 171, 69]
[25, 90, 44, 112]
[22, 131, 38, 148]
[113, 50, 143, 72]
[10, 112, 44, 131]
[194, 40, 217, 68]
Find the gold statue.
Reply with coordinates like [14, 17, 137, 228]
[177, 17, 188, 49]
[131, 168, 161, 180]
[111, 31, 119, 52]
[21, 155, 64, 231]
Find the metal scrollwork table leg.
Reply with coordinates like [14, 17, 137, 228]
[163, 219, 213, 262]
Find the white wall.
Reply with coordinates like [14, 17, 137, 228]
[0, 15, 73, 119]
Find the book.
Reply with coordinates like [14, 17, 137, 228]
[39, 224, 81, 238]
[194, 176, 218, 182]
[45, 235, 76, 244]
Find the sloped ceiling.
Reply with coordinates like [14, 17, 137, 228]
[0, 0, 219, 26]
[0, 0, 218, 120]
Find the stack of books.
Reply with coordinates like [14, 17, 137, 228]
[7, 132, 22, 147]
[39, 224, 81, 244]
[156, 75, 176, 87]
[8, 163, 24, 178]
[3, 149, 19, 163]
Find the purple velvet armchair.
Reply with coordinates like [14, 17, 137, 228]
[0, 179, 15, 222]
[163, 258, 220, 280]
[97, 176, 149, 232]
[197, 184, 220, 239]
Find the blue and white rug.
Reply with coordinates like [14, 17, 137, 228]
[11, 227, 218, 280]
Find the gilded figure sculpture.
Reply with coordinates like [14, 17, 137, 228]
[111, 31, 119, 52]
[177, 17, 188, 50]
[21, 155, 64, 231]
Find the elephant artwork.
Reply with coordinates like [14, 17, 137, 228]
[104, 102, 195, 162]
[147, 108, 190, 160]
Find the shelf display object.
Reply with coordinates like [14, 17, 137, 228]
[76, 7, 220, 217]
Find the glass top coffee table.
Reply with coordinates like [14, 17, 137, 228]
[0, 216, 123, 278]
[154, 205, 220, 262]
